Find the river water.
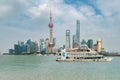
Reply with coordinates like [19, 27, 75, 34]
[0, 55, 120, 80]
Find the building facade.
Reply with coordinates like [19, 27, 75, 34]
[97, 39, 102, 52]
[66, 29, 71, 48]
[87, 39, 93, 49]
[14, 44, 21, 54]
[76, 20, 80, 48]
[73, 35, 79, 48]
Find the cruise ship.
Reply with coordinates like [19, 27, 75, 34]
[56, 45, 112, 62]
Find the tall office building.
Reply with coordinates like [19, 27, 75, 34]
[14, 44, 21, 54]
[53, 38, 56, 47]
[14, 41, 24, 54]
[52, 38, 57, 53]
[40, 39, 44, 52]
[97, 39, 102, 52]
[73, 35, 79, 48]
[45, 38, 49, 53]
[40, 41, 46, 54]
[76, 20, 80, 47]
[66, 30, 70, 48]
[26, 39, 36, 53]
[30, 42, 36, 53]
[9, 49, 14, 54]
[26, 39, 31, 53]
[93, 44, 98, 52]
[39, 39, 41, 52]
[87, 39, 93, 49]
[26, 44, 30, 53]
[21, 44, 27, 53]
[35, 41, 40, 53]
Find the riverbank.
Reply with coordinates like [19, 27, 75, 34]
[2, 52, 56, 56]
[103, 54, 120, 57]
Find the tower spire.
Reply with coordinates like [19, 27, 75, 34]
[48, 7, 53, 28]
[48, 5, 54, 53]
[50, 7, 52, 23]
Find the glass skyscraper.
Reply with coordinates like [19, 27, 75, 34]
[53, 38, 56, 47]
[14, 44, 21, 54]
[76, 20, 80, 48]
[66, 29, 70, 48]
[40, 42, 46, 54]
[73, 35, 79, 48]
[87, 39, 93, 49]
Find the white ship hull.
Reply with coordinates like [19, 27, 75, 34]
[56, 49, 112, 62]
[56, 57, 112, 62]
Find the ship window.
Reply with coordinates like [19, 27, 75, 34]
[66, 57, 70, 59]
[59, 53, 61, 56]
[87, 50, 90, 52]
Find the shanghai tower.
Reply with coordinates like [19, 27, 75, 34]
[76, 20, 80, 47]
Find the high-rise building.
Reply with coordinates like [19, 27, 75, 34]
[48, 7, 54, 53]
[93, 44, 98, 52]
[40, 39, 43, 52]
[35, 41, 40, 53]
[53, 38, 56, 47]
[26, 44, 30, 53]
[76, 20, 80, 47]
[9, 49, 14, 54]
[73, 35, 79, 48]
[66, 29, 70, 48]
[26, 39, 36, 53]
[52, 38, 57, 53]
[21, 44, 27, 53]
[40, 41, 46, 54]
[87, 39, 93, 49]
[14, 41, 25, 54]
[18, 41, 28, 54]
[45, 38, 49, 53]
[30, 42, 36, 53]
[97, 39, 102, 52]
[93, 39, 102, 52]
[39, 39, 41, 52]
[81, 39, 87, 45]
[14, 44, 21, 54]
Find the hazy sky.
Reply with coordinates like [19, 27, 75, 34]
[0, 0, 120, 53]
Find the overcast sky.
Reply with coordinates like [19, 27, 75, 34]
[0, 0, 120, 53]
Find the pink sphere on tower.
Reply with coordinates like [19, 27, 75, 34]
[49, 22, 53, 28]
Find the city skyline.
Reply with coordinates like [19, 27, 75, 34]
[0, 0, 120, 53]
[8, 38, 57, 55]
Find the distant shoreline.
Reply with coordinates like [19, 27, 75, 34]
[2, 52, 120, 57]
[2, 52, 56, 56]
[103, 54, 120, 57]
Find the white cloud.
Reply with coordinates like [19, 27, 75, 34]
[79, 5, 95, 16]
[28, 3, 49, 17]
[0, 5, 12, 17]
[96, 0, 120, 17]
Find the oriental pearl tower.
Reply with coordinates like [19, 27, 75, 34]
[48, 8, 54, 53]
